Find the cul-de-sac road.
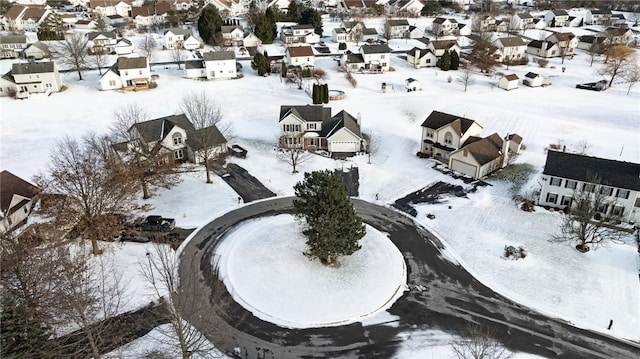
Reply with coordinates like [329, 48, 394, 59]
[177, 197, 640, 359]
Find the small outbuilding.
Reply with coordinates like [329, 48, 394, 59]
[498, 74, 519, 91]
[405, 78, 422, 91]
[523, 72, 550, 87]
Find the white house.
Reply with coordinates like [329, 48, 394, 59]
[406, 47, 436, 68]
[427, 39, 460, 58]
[280, 24, 320, 45]
[87, 31, 118, 53]
[431, 17, 458, 36]
[602, 27, 633, 46]
[164, 28, 200, 49]
[132, 2, 171, 28]
[284, 45, 315, 68]
[389, 0, 424, 17]
[278, 105, 365, 155]
[419, 110, 484, 161]
[474, 14, 496, 32]
[408, 25, 424, 39]
[1, 4, 50, 31]
[6, 61, 63, 97]
[498, 74, 519, 90]
[0, 170, 39, 234]
[0, 35, 28, 59]
[221, 25, 245, 47]
[340, 21, 379, 43]
[513, 12, 534, 30]
[538, 150, 640, 224]
[448, 133, 512, 179]
[386, 19, 410, 39]
[492, 37, 527, 63]
[544, 10, 569, 27]
[546, 32, 578, 56]
[206, 0, 244, 17]
[23, 41, 51, 59]
[100, 56, 151, 91]
[124, 113, 227, 164]
[585, 9, 612, 25]
[532, 18, 547, 29]
[332, 28, 348, 43]
[90, 0, 132, 19]
[202, 51, 237, 79]
[242, 32, 262, 48]
[526, 40, 560, 58]
[340, 44, 391, 73]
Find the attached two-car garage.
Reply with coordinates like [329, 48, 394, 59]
[449, 159, 478, 178]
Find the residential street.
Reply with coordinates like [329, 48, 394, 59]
[177, 197, 640, 359]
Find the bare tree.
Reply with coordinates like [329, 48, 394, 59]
[277, 147, 311, 173]
[431, 22, 442, 40]
[56, 244, 128, 359]
[138, 35, 156, 66]
[364, 131, 379, 164]
[468, 32, 498, 75]
[54, 33, 90, 80]
[180, 91, 230, 184]
[33, 134, 142, 255]
[506, 16, 519, 37]
[170, 46, 187, 69]
[586, 41, 603, 67]
[451, 323, 512, 359]
[630, 11, 640, 27]
[140, 245, 217, 359]
[622, 63, 640, 95]
[598, 45, 636, 88]
[457, 65, 475, 92]
[111, 104, 181, 199]
[91, 48, 109, 76]
[551, 176, 626, 252]
[575, 139, 591, 155]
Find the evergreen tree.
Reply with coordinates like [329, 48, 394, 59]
[439, 50, 451, 71]
[0, 293, 50, 358]
[450, 50, 460, 70]
[293, 170, 366, 265]
[338, 42, 347, 51]
[312, 84, 320, 104]
[286, 0, 301, 22]
[197, 5, 223, 45]
[300, 7, 323, 36]
[322, 84, 329, 103]
[253, 52, 269, 76]
[421, 0, 442, 16]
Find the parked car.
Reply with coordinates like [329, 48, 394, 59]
[576, 80, 607, 91]
[139, 215, 176, 232]
[119, 231, 151, 243]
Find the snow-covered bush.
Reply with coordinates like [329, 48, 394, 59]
[503, 245, 527, 260]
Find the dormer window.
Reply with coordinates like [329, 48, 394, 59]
[444, 132, 453, 145]
[172, 133, 183, 145]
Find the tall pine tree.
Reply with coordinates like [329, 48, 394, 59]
[293, 170, 366, 265]
[0, 293, 51, 358]
[300, 7, 323, 36]
[450, 50, 460, 70]
[197, 5, 223, 45]
[438, 50, 451, 71]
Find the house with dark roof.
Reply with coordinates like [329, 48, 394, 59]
[546, 32, 578, 56]
[448, 133, 514, 179]
[586, 9, 612, 25]
[577, 35, 606, 51]
[406, 47, 436, 68]
[513, 12, 534, 30]
[0, 4, 49, 31]
[0, 35, 28, 59]
[23, 41, 51, 60]
[539, 151, 640, 223]
[280, 24, 320, 45]
[122, 113, 227, 165]
[492, 37, 527, 62]
[340, 44, 391, 73]
[426, 39, 460, 58]
[99, 56, 151, 91]
[164, 27, 201, 50]
[544, 9, 569, 27]
[1, 61, 63, 98]
[132, 2, 171, 28]
[526, 39, 561, 58]
[431, 17, 458, 36]
[336, 21, 378, 43]
[279, 105, 365, 155]
[602, 27, 633, 46]
[419, 110, 484, 160]
[285, 45, 315, 68]
[386, 19, 410, 39]
[202, 51, 237, 79]
[0, 170, 39, 234]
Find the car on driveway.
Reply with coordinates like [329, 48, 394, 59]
[139, 216, 176, 232]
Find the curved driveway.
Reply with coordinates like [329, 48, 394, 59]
[177, 197, 640, 359]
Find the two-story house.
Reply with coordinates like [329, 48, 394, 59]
[164, 28, 201, 50]
[585, 9, 612, 25]
[285, 45, 315, 69]
[185, 51, 237, 80]
[99, 56, 151, 91]
[340, 44, 391, 73]
[2, 61, 63, 98]
[526, 40, 560, 58]
[602, 27, 633, 46]
[546, 32, 578, 56]
[0, 35, 28, 59]
[280, 24, 320, 45]
[339, 21, 379, 43]
[448, 133, 516, 179]
[388, 0, 424, 17]
[386, 19, 410, 39]
[87, 31, 118, 54]
[90, 0, 132, 19]
[419, 110, 483, 160]
[206, 0, 244, 17]
[544, 10, 569, 27]
[125, 113, 227, 164]
[431, 17, 458, 36]
[132, 2, 171, 29]
[474, 14, 496, 32]
[492, 36, 527, 62]
[221, 25, 245, 47]
[513, 12, 534, 30]
[279, 105, 365, 155]
[427, 39, 460, 59]
[0, 170, 39, 235]
[538, 150, 640, 223]
[406, 47, 436, 68]
[1, 4, 49, 31]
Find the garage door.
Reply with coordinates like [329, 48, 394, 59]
[450, 159, 477, 178]
[329, 141, 358, 153]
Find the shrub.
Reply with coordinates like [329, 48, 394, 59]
[338, 42, 347, 51]
[503, 245, 527, 260]
[416, 151, 429, 158]
[538, 59, 549, 68]
[426, 213, 435, 219]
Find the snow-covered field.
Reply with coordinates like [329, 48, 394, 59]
[2, 14, 640, 358]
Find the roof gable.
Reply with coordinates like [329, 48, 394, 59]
[286, 45, 314, 57]
[460, 133, 504, 166]
[117, 56, 148, 69]
[0, 170, 39, 213]
[12, 61, 54, 75]
[420, 110, 480, 135]
[279, 105, 331, 123]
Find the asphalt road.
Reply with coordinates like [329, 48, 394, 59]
[177, 197, 640, 359]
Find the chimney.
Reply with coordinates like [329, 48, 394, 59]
[357, 112, 361, 126]
[501, 135, 510, 168]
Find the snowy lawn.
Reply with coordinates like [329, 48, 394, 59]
[214, 214, 407, 328]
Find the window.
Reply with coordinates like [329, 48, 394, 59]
[561, 196, 572, 206]
[582, 183, 595, 192]
[600, 186, 614, 196]
[426, 129, 434, 138]
[444, 132, 453, 145]
[616, 189, 630, 199]
[611, 206, 624, 216]
[174, 149, 184, 160]
[124, 71, 129, 76]
[109, 80, 116, 86]
[426, 59, 431, 64]
[597, 204, 609, 214]
[635, 197, 640, 207]
[172, 133, 183, 145]
[565, 180, 577, 189]
[45, 83, 51, 88]
[308, 123, 316, 130]
[546, 193, 558, 204]
[549, 177, 562, 186]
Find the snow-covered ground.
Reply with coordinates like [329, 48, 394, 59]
[2, 14, 640, 357]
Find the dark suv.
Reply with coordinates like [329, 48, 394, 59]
[140, 215, 176, 232]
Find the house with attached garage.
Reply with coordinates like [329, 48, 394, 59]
[338, 21, 379, 43]
[492, 36, 527, 63]
[279, 105, 365, 155]
[406, 47, 436, 68]
[0, 170, 40, 235]
[285, 45, 315, 68]
[602, 27, 633, 46]
[221, 25, 245, 47]
[544, 9, 569, 27]
[388, 0, 424, 17]
[538, 151, 640, 223]
[119, 114, 227, 164]
[419, 110, 483, 161]
[526, 40, 560, 58]
[99, 56, 151, 91]
[280, 24, 320, 45]
[204, 51, 237, 79]
[0, 61, 63, 98]
[546, 32, 578, 56]
[385, 19, 411, 39]
[0, 34, 28, 59]
[513, 12, 534, 30]
[340, 44, 391, 73]
[585, 9, 612, 25]
[90, 0, 132, 19]
[164, 28, 201, 50]
[23, 41, 51, 60]
[448, 133, 517, 179]
[132, 2, 171, 29]
[431, 17, 458, 36]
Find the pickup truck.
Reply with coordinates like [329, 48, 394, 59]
[140, 215, 176, 232]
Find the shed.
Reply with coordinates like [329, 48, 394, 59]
[498, 74, 519, 91]
[405, 78, 421, 91]
[523, 72, 542, 87]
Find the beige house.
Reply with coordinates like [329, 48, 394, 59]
[546, 32, 578, 56]
[420, 111, 483, 161]
[285, 45, 315, 68]
[498, 74, 519, 90]
[448, 133, 513, 179]
[0, 170, 39, 234]
[406, 47, 436, 68]
[99, 56, 151, 91]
